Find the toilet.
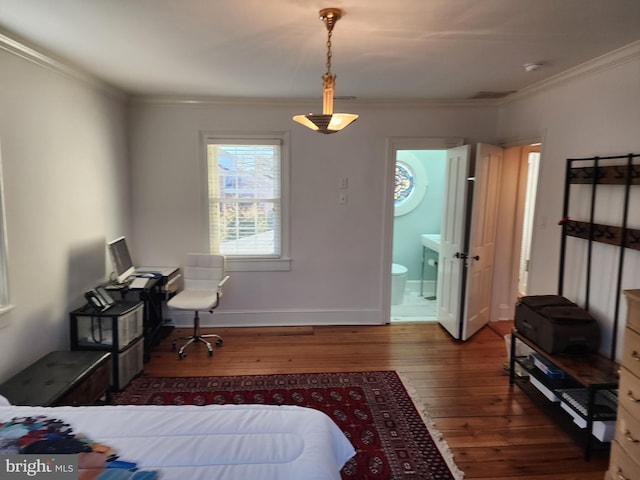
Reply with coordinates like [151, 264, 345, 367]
[391, 263, 408, 305]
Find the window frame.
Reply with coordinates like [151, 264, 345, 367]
[0, 140, 14, 324]
[201, 131, 291, 272]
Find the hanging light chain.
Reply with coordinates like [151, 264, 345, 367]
[320, 8, 341, 75]
[326, 26, 333, 75]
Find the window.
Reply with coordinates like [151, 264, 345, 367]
[394, 152, 428, 216]
[0, 141, 13, 322]
[395, 162, 416, 204]
[204, 132, 290, 271]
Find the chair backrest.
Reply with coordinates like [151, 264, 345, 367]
[183, 254, 225, 291]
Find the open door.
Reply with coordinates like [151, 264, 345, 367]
[438, 144, 503, 340]
[437, 145, 471, 339]
[462, 143, 503, 340]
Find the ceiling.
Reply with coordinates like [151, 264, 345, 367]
[0, 0, 639, 102]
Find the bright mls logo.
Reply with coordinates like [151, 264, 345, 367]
[0, 455, 76, 479]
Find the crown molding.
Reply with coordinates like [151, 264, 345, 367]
[130, 93, 500, 109]
[0, 27, 126, 101]
[501, 40, 640, 104]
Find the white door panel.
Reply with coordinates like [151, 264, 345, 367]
[462, 143, 503, 340]
[437, 145, 471, 338]
[439, 143, 503, 340]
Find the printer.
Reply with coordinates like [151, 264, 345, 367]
[136, 266, 182, 298]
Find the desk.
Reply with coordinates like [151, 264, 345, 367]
[136, 266, 180, 357]
[136, 266, 181, 299]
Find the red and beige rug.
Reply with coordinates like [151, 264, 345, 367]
[112, 370, 463, 480]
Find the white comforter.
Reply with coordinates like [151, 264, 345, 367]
[0, 404, 355, 480]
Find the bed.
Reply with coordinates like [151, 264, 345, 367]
[0, 400, 355, 479]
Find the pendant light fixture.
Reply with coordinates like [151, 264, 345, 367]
[293, 8, 358, 134]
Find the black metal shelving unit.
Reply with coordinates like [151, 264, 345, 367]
[558, 153, 640, 360]
[507, 153, 640, 460]
[509, 331, 619, 460]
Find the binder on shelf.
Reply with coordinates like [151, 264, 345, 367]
[531, 353, 566, 379]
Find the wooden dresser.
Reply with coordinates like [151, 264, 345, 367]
[606, 289, 640, 480]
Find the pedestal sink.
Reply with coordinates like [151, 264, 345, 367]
[420, 234, 441, 253]
[420, 234, 440, 299]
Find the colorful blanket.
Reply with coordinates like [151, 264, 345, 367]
[0, 415, 157, 479]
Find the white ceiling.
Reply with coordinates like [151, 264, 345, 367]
[0, 0, 639, 101]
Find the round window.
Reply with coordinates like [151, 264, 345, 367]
[394, 154, 427, 216]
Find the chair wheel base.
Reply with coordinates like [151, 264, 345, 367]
[172, 333, 222, 359]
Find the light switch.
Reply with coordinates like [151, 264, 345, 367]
[338, 177, 348, 189]
[339, 192, 348, 205]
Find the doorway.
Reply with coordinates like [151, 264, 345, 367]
[390, 149, 447, 322]
[517, 146, 540, 297]
[383, 139, 541, 331]
[384, 137, 464, 323]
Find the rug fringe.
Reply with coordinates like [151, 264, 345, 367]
[397, 372, 465, 480]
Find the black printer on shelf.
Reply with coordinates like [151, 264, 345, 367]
[514, 295, 600, 355]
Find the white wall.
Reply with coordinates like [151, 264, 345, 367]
[498, 42, 640, 359]
[2, 29, 637, 383]
[0, 48, 129, 381]
[128, 100, 498, 327]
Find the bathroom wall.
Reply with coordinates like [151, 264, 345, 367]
[392, 150, 447, 281]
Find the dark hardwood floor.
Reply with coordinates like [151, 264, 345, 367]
[141, 321, 609, 480]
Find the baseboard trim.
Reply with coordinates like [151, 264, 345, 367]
[168, 308, 385, 327]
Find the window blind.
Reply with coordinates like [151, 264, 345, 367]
[207, 139, 281, 257]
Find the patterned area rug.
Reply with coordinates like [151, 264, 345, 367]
[112, 371, 463, 480]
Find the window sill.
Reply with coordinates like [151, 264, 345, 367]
[225, 258, 292, 272]
[0, 304, 15, 329]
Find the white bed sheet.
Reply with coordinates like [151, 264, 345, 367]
[0, 404, 355, 480]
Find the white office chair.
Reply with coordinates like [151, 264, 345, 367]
[168, 254, 230, 359]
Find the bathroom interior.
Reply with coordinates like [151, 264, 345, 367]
[391, 149, 447, 322]
[390, 145, 540, 324]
